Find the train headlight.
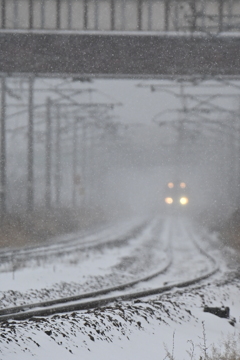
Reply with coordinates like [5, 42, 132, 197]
[180, 182, 186, 189]
[165, 197, 173, 204]
[180, 197, 188, 205]
[168, 182, 174, 188]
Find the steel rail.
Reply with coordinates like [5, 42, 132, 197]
[0, 221, 219, 322]
[0, 260, 218, 322]
[0, 220, 148, 265]
[0, 218, 170, 317]
[0, 247, 172, 320]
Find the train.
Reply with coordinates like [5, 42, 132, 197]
[164, 181, 189, 208]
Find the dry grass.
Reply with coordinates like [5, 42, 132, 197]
[208, 333, 240, 360]
[198, 207, 240, 253]
[219, 209, 240, 252]
[163, 327, 240, 360]
[0, 206, 106, 249]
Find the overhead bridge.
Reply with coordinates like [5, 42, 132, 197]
[1, 0, 240, 78]
[1, 31, 240, 78]
[0, 0, 240, 215]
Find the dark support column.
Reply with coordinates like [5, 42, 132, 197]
[0, 77, 6, 214]
[1, 0, 6, 29]
[40, 0, 45, 29]
[218, 0, 223, 32]
[83, 0, 88, 30]
[56, 0, 61, 29]
[110, 0, 115, 30]
[165, 0, 170, 31]
[137, 0, 142, 30]
[68, 0, 72, 29]
[190, 0, 197, 32]
[27, 76, 34, 212]
[45, 98, 52, 210]
[94, 0, 98, 30]
[29, 0, 33, 29]
[148, 0, 153, 31]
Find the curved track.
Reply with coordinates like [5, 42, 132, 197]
[0, 217, 219, 322]
[0, 219, 148, 272]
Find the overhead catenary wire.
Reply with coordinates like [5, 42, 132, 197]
[0, 76, 122, 213]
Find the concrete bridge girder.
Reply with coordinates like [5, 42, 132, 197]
[0, 31, 240, 77]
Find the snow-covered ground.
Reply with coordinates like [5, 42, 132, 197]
[0, 218, 169, 306]
[0, 216, 239, 359]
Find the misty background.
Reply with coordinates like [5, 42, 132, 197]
[1, 76, 239, 248]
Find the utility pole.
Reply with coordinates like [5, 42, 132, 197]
[84, 124, 91, 211]
[72, 118, 77, 208]
[227, 116, 237, 209]
[81, 119, 86, 210]
[55, 106, 61, 207]
[238, 99, 240, 207]
[45, 97, 52, 210]
[27, 76, 34, 212]
[89, 123, 97, 205]
[0, 77, 6, 215]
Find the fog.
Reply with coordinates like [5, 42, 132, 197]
[1, 76, 240, 246]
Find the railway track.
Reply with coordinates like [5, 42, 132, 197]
[0, 217, 171, 319]
[0, 217, 219, 322]
[0, 218, 148, 271]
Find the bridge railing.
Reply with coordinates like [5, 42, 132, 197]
[1, 0, 240, 33]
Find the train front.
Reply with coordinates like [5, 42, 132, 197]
[164, 182, 189, 213]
